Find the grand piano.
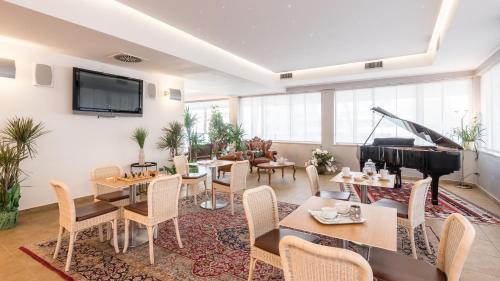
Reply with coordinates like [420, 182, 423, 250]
[359, 107, 463, 205]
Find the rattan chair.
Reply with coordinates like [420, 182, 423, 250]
[123, 174, 183, 265]
[369, 213, 475, 281]
[280, 235, 373, 281]
[213, 160, 249, 215]
[173, 155, 208, 205]
[373, 177, 432, 258]
[91, 165, 129, 242]
[306, 165, 351, 201]
[50, 180, 120, 272]
[243, 185, 319, 281]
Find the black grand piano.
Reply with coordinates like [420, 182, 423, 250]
[359, 107, 463, 205]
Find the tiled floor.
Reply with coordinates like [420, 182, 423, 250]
[0, 168, 499, 280]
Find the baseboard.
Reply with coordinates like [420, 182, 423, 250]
[19, 195, 94, 215]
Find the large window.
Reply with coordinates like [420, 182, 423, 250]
[185, 100, 229, 138]
[239, 93, 322, 142]
[480, 62, 500, 154]
[334, 79, 473, 144]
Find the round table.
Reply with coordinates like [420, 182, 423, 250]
[257, 162, 296, 185]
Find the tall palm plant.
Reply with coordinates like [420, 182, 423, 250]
[157, 121, 184, 157]
[229, 123, 246, 152]
[183, 107, 198, 159]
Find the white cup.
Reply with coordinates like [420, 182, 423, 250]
[342, 167, 351, 177]
[380, 169, 388, 179]
[321, 207, 338, 219]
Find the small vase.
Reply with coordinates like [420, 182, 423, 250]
[0, 210, 18, 230]
[139, 148, 145, 165]
[463, 141, 475, 150]
[317, 165, 327, 175]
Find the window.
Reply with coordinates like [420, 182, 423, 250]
[480, 62, 500, 153]
[239, 93, 321, 142]
[184, 100, 229, 138]
[334, 79, 473, 144]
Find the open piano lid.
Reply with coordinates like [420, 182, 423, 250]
[371, 107, 463, 150]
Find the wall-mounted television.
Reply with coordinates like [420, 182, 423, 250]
[72, 68, 143, 117]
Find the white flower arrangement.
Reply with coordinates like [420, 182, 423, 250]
[305, 148, 336, 172]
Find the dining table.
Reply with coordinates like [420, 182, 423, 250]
[92, 175, 156, 248]
[330, 171, 395, 203]
[195, 159, 234, 210]
[279, 196, 397, 251]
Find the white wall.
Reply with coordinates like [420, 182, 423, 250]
[0, 38, 184, 210]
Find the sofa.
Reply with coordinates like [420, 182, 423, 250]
[245, 137, 277, 173]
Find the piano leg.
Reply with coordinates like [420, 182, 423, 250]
[430, 174, 440, 205]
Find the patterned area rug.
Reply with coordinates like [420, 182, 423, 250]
[344, 182, 500, 225]
[21, 194, 439, 280]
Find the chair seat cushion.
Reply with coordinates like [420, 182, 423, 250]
[316, 191, 351, 201]
[213, 178, 230, 186]
[254, 228, 319, 256]
[96, 190, 129, 202]
[369, 248, 446, 281]
[124, 201, 148, 216]
[253, 157, 271, 164]
[182, 172, 207, 179]
[75, 201, 118, 221]
[373, 198, 409, 218]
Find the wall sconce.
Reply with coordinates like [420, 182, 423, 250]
[164, 88, 182, 101]
[0, 58, 16, 79]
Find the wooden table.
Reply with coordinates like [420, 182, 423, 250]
[330, 172, 395, 203]
[279, 196, 397, 251]
[92, 176, 157, 248]
[256, 162, 296, 185]
[196, 160, 235, 210]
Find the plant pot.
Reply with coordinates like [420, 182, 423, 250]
[0, 210, 18, 230]
[317, 165, 327, 175]
[463, 141, 475, 150]
[139, 148, 145, 165]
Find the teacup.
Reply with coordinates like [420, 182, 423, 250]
[336, 204, 350, 215]
[321, 207, 338, 220]
[342, 167, 351, 177]
[380, 169, 389, 179]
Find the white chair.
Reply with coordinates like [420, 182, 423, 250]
[243, 185, 318, 281]
[213, 160, 249, 215]
[50, 180, 120, 272]
[280, 235, 373, 281]
[374, 177, 432, 258]
[306, 165, 351, 201]
[173, 155, 208, 205]
[123, 175, 183, 265]
[369, 213, 476, 281]
[90, 165, 129, 241]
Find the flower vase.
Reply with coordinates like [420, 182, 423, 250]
[139, 148, 145, 165]
[317, 165, 327, 175]
[463, 141, 475, 150]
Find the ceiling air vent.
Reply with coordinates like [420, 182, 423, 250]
[111, 53, 144, 63]
[365, 61, 383, 69]
[280, 72, 293, 79]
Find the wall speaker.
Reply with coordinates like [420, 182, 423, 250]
[33, 63, 53, 87]
[169, 88, 182, 101]
[147, 82, 156, 99]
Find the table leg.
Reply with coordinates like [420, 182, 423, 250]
[340, 239, 349, 249]
[268, 169, 272, 185]
[257, 168, 261, 181]
[200, 166, 228, 210]
[281, 168, 284, 178]
[292, 165, 296, 180]
[360, 185, 368, 203]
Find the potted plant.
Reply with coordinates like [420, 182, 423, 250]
[228, 123, 246, 152]
[157, 121, 184, 158]
[183, 107, 199, 160]
[0, 117, 47, 229]
[131, 127, 148, 165]
[207, 106, 230, 155]
[305, 148, 335, 175]
[189, 132, 204, 161]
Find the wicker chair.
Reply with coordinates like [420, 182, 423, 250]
[280, 235, 373, 281]
[243, 185, 319, 281]
[50, 180, 120, 272]
[173, 155, 208, 205]
[90, 165, 129, 242]
[368, 213, 475, 281]
[373, 177, 432, 258]
[123, 175, 183, 265]
[306, 165, 351, 201]
[212, 160, 249, 215]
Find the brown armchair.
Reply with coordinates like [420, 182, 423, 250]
[217, 151, 246, 178]
[245, 137, 277, 173]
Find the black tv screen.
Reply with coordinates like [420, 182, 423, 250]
[72, 68, 143, 116]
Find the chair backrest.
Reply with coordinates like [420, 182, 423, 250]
[242, 185, 279, 246]
[49, 180, 76, 227]
[280, 236, 373, 281]
[90, 165, 123, 198]
[230, 160, 250, 192]
[305, 165, 320, 196]
[147, 175, 182, 223]
[407, 177, 432, 226]
[173, 155, 189, 175]
[436, 213, 475, 281]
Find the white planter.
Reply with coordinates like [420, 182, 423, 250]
[139, 148, 145, 165]
[463, 141, 475, 150]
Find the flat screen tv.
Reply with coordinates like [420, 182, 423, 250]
[72, 68, 143, 116]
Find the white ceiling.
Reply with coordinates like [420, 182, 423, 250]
[117, 0, 442, 72]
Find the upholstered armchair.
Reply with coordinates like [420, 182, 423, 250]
[217, 151, 246, 178]
[245, 137, 277, 173]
